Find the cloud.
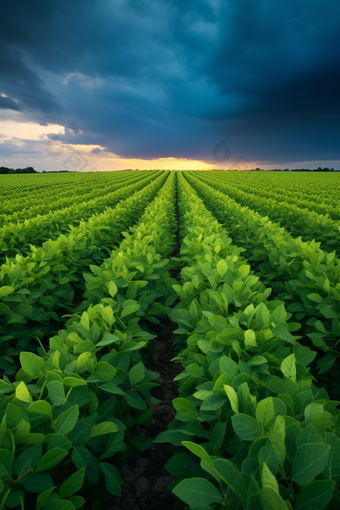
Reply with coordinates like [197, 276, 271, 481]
[0, 94, 21, 111]
[0, 0, 339, 166]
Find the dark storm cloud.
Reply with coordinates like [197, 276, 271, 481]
[0, 0, 339, 164]
[0, 94, 21, 111]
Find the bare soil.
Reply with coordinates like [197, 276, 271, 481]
[109, 316, 182, 510]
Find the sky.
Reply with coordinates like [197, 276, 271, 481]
[0, 0, 339, 171]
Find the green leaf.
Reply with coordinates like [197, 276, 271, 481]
[123, 392, 146, 410]
[80, 312, 90, 330]
[307, 293, 323, 303]
[224, 385, 239, 414]
[59, 467, 86, 498]
[36, 487, 55, 510]
[100, 462, 122, 496]
[14, 444, 42, 477]
[47, 381, 65, 406]
[54, 405, 79, 435]
[173, 398, 199, 421]
[96, 333, 120, 347]
[182, 441, 214, 469]
[45, 500, 77, 510]
[28, 401, 52, 417]
[295, 480, 335, 510]
[245, 329, 257, 349]
[232, 414, 263, 441]
[281, 354, 296, 382]
[15, 381, 33, 403]
[129, 362, 146, 387]
[268, 416, 286, 468]
[20, 352, 45, 378]
[36, 448, 68, 472]
[256, 398, 275, 428]
[21, 473, 53, 493]
[261, 462, 279, 494]
[260, 487, 289, 510]
[108, 281, 118, 297]
[173, 478, 221, 507]
[92, 362, 117, 382]
[292, 443, 330, 485]
[121, 303, 140, 317]
[89, 422, 117, 438]
[0, 286, 14, 297]
[213, 459, 247, 502]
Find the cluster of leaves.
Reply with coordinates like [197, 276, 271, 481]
[185, 172, 340, 383]
[206, 171, 340, 220]
[81, 173, 178, 320]
[0, 171, 149, 227]
[195, 172, 340, 255]
[157, 173, 340, 510]
[0, 172, 169, 376]
[0, 171, 161, 260]
[0, 172, 178, 509]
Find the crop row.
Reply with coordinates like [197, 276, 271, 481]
[184, 171, 340, 382]
[157, 172, 340, 510]
[0, 172, 177, 509]
[193, 172, 340, 255]
[0, 171, 161, 261]
[210, 171, 340, 204]
[0, 171, 147, 222]
[0, 171, 169, 376]
[205, 171, 340, 220]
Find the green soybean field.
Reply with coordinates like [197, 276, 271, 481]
[1, 169, 340, 510]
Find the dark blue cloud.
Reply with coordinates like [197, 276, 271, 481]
[0, 0, 339, 165]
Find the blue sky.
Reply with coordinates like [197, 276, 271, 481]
[0, 0, 339, 170]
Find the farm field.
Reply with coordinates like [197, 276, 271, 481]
[1, 170, 340, 510]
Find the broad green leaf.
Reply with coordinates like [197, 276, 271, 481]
[261, 462, 279, 494]
[173, 398, 199, 421]
[80, 312, 90, 330]
[123, 392, 146, 410]
[0, 286, 14, 297]
[224, 385, 239, 414]
[256, 398, 274, 428]
[54, 405, 79, 435]
[182, 441, 214, 469]
[89, 422, 117, 438]
[213, 459, 247, 502]
[15, 381, 32, 403]
[292, 443, 330, 485]
[108, 281, 118, 298]
[36, 487, 55, 510]
[260, 487, 289, 510]
[129, 363, 146, 387]
[92, 362, 117, 382]
[295, 480, 335, 510]
[232, 414, 263, 441]
[173, 478, 221, 507]
[245, 329, 257, 349]
[281, 354, 296, 382]
[36, 448, 68, 472]
[47, 381, 65, 406]
[268, 416, 286, 468]
[59, 467, 86, 498]
[100, 462, 122, 496]
[20, 352, 45, 378]
[14, 444, 42, 477]
[44, 500, 76, 510]
[28, 401, 52, 417]
[21, 472, 53, 493]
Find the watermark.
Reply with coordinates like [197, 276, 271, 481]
[212, 135, 231, 162]
[45, 133, 101, 181]
[212, 135, 254, 170]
